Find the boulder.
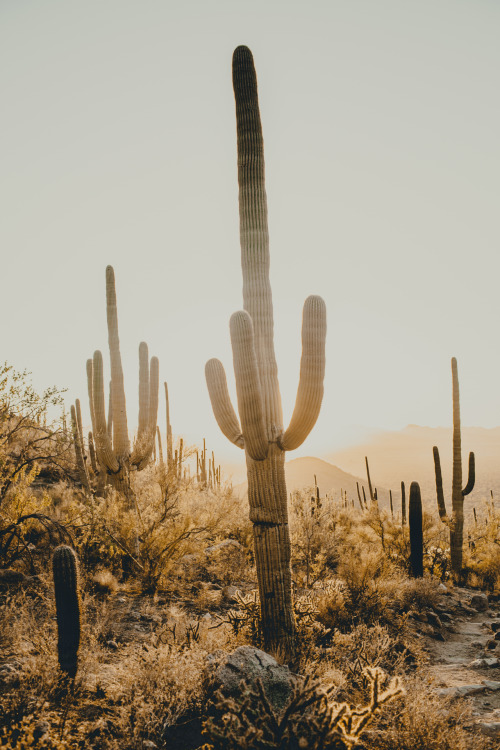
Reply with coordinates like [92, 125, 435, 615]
[214, 646, 293, 711]
[470, 593, 489, 612]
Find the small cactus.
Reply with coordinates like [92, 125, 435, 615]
[409, 482, 424, 578]
[401, 481, 406, 525]
[52, 545, 81, 678]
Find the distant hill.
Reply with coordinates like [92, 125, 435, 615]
[234, 456, 391, 508]
[327, 425, 500, 506]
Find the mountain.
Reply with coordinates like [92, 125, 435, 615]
[327, 425, 500, 506]
[233, 456, 390, 508]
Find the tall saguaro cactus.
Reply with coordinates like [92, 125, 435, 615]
[433, 357, 475, 576]
[205, 46, 327, 658]
[86, 266, 159, 504]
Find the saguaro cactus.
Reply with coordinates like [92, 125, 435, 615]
[432, 357, 475, 576]
[205, 47, 326, 658]
[86, 266, 159, 505]
[401, 481, 406, 526]
[408, 482, 423, 578]
[52, 545, 81, 678]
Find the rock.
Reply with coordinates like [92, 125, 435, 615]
[106, 640, 119, 650]
[430, 630, 446, 642]
[438, 612, 453, 622]
[482, 680, 500, 690]
[426, 612, 442, 628]
[494, 632, 500, 641]
[476, 721, 500, 739]
[33, 721, 50, 742]
[470, 594, 489, 611]
[437, 684, 486, 698]
[491, 621, 500, 632]
[469, 657, 500, 668]
[437, 583, 449, 594]
[214, 646, 293, 711]
[471, 641, 485, 649]
[0, 569, 28, 587]
[162, 718, 204, 750]
[205, 539, 242, 555]
[221, 585, 240, 602]
[486, 640, 498, 650]
[0, 663, 21, 688]
[142, 741, 158, 749]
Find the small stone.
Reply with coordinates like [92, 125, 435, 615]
[494, 632, 500, 641]
[143, 742, 158, 749]
[426, 612, 442, 628]
[437, 583, 448, 593]
[470, 594, 489, 612]
[486, 640, 498, 650]
[491, 621, 500, 632]
[33, 721, 50, 741]
[105, 640, 119, 650]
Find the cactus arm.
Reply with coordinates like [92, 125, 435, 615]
[75, 399, 84, 447]
[230, 310, 268, 460]
[164, 382, 174, 469]
[409, 482, 424, 577]
[279, 295, 327, 451]
[92, 350, 119, 473]
[106, 265, 130, 458]
[365, 456, 375, 503]
[433, 446, 447, 520]
[71, 404, 90, 492]
[137, 342, 150, 436]
[107, 380, 113, 437]
[233, 45, 283, 431]
[86, 359, 96, 434]
[462, 451, 475, 496]
[52, 545, 81, 678]
[156, 426, 164, 465]
[132, 352, 159, 469]
[205, 359, 244, 448]
[88, 432, 98, 475]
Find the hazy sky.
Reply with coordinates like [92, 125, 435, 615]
[1, 0, 499, 467]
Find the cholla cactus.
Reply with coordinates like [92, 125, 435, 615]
[52, 545, 81, 678]
[205, 47, 326, 658]
[433, 357, 475, 576]
[86, 266, 159, 505]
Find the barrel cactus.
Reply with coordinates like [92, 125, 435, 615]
[432, 357, 475, 576]
[205, 47, 327, 658]
[52, 545, 81, 678]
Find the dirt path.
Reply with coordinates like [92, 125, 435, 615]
[421, 587, 500, 738]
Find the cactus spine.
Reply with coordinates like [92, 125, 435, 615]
[86, 267, 159, 504]
[432, 357, 475, 576]
[408, 482, 423, 578]
[52, 545, 81, 678]
[205, 47, 326, 658]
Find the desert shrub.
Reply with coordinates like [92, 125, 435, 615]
[203, 667, 404, 750]
[367, 675, 492, 750]
[289, 489, 338, 587]
[465, 501, 500, 590]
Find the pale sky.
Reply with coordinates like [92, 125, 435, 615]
[1, 0, 499, 469]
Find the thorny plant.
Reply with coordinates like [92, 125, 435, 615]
[202, 667, 405, 750]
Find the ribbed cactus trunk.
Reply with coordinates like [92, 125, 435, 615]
[409, 482, 423, 578]
[52, 546, 81, 678]
[433, 358, 475, 578]
[450, 357, 464, 574]
[206, 47, 326, 660]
